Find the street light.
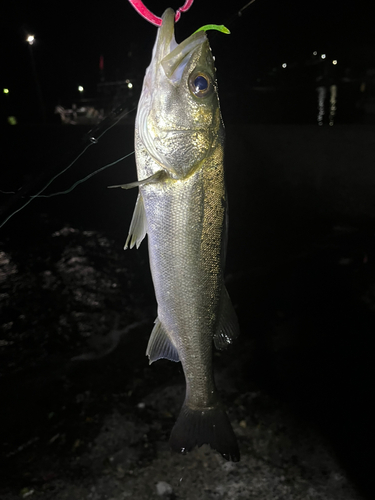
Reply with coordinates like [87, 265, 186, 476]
[26, 33, 46, 123]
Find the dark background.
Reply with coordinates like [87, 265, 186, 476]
[1, 0, 375, 124]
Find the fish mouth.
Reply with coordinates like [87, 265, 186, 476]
[153, 8, 176, 61]
[156, 9, 206, 84]
[140, 9, 177, 93]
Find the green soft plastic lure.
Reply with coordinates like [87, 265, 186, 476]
[193, 24, 230, 35]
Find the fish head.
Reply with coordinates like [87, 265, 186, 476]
[136, 8, 224, 178]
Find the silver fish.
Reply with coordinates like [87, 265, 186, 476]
[122, 8, 240, 461]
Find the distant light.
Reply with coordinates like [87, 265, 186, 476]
[281, 63, 287, 69]
[26, 35, 35, 45]
[127, 82, 133, 89]
[78, 86, 84, 92]
[3, 88, 9, 94]
[321, 54, 326, 59]
[7, 116, 17, 126]
[332, 59, 338, 65]
[313, 51, 318, 56]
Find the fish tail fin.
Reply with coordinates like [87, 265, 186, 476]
[169, 402, 240, 462]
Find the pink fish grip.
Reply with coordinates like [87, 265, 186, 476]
[128, 0, 194, 26]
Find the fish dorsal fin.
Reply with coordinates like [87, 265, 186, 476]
[146, 318, 180, 364]
[213, 286, 240, 350]
[124, 193, 147, 250]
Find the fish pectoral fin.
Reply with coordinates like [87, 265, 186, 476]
[146, 318, 180, 364]
[124, 192, 147, 250]
[108, 170, 166, 190]
[213, 286, 240, 350]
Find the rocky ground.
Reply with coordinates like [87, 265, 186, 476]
[0, 123, 374, 499]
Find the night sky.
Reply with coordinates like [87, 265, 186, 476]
[1, 0, 374, 122]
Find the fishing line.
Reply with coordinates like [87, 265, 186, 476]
[33, 151, 134, 198]
[210, 0, 257, 39]
[0, 189, 19, 195]
[0, 105, 136, 229]
[238, 0, 256, 16]
[1, 0, 257, 231]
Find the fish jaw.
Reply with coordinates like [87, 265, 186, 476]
[135, 8, 223, 179]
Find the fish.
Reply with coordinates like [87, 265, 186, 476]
[123, 8, 240, 461]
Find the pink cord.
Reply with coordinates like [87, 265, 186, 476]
[128, 0, 194, 26]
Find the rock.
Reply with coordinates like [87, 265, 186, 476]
[156, 481, 173, 496]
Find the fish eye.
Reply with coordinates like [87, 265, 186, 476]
[189, 72, 213, 98]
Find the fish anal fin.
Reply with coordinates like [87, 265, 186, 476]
[124, 192, 147, 250]
[213, 286, 240, 350]
[146, 318, 179, 364]
[169, 402, 240, 462]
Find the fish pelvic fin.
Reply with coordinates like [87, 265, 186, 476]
[146, 317, 180, 364]
[213, 286, 240, 350]
[169, 402, 240, 462]
[124, 192, 147, 250]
